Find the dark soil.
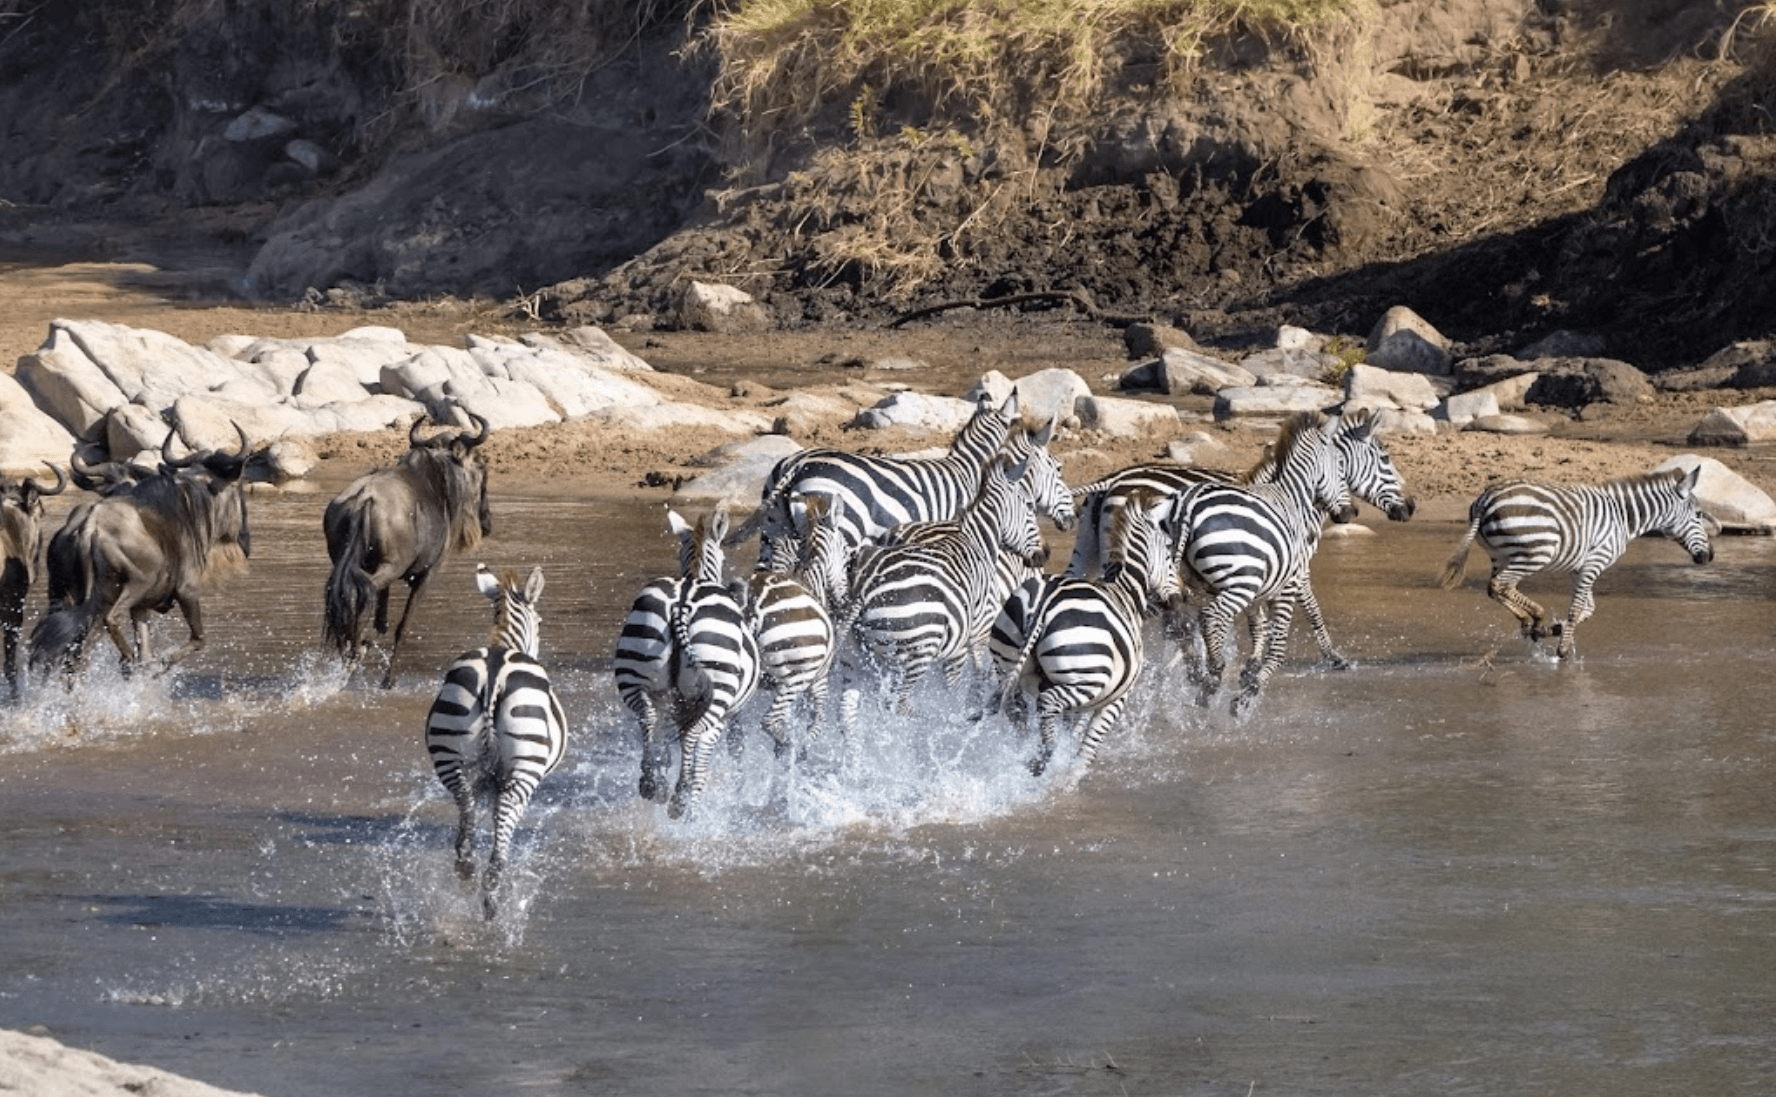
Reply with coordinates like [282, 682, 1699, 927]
[2, 1, 1774, 373]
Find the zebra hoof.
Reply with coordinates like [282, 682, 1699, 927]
[771, 739, 793, 760]
[1027, 755, 1049, 777]
[1231, 691, 1260, 720]
[453, 856, 476, 882]
[481, 892, 499, 921]
[666, 798, 689, 821]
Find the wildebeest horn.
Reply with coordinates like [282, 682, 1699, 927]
[459, 410, 490, 449]
[408, 414, 429, 448]
[200, 423, 253, 480]
[25, 462, 67, 498]
[162, 429, 198, 470]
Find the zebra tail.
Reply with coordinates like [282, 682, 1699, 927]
[323, 509, 377, 653]
[997, 585, 1051, 716]
[1437, 514, 1481, 590]
[29, 602, 91, 673]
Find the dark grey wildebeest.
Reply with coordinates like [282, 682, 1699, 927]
[30, 427, 255, 678]
[0, 464, 67, 697]
[324, 411, 492, 688]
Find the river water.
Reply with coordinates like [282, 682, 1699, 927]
[1, 487, 1773, 1096]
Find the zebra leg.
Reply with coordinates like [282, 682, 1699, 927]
[1030, 692, 1068, 777]
[1234, 599, 1298, 719]
[620, 688, 670, 801]
[1076, 696, 1130, 771]
[1197, 601, 1241, 708]
[1487, 569, 1547, 641]
[1551, 570, 1603, 660]
[669, 715, 724, 820]
[483, 778, 538, 920]
[1294, 579, 1349, 670]
[759, 685, 796, 758]
[441, 771, 478, 880]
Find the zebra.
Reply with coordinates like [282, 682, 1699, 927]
[739, 494, 850, 756]
[1241, 410, 1417, 671]
[1066, 462, 1243, 579]
[1438, 465, 1714, 659]
[611, 506, 761, 819]
[840, 451, 1045, 725]
[862, 420, 1074, 668]
[991, 489, 1180, 776]
[735, 392, 1074, 569]
[1156, 411, 1356, 717]
[424, 564, 569, 920]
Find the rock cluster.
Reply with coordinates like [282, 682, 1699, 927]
[1, 319, 773, 476]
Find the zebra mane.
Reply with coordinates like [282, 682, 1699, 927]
[1249, 411, 1328, 480]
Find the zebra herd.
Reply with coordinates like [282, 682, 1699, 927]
[606, 391, 1720, 821]
[0, 394, 1717, 918]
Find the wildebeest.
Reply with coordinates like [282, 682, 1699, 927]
[30, 427, 255, 678]
[324, 411, 492, 688]
[0, 463, 67, 697]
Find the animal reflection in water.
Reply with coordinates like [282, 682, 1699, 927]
[424, 564, 568, 920]
[324, 410, 491, 688]
[30, 427, 256, 681]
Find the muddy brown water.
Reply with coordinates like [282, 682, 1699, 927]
[1, 488, 1774, 1096]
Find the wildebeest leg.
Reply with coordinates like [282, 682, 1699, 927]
[380, 572, 431, 689]
[154, 591, 207, 673]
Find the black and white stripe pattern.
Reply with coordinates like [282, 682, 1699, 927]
[866, 421, 1072, 668]
[841, 452, 1045, 723]
[425, 564, 568, 919]
[991, 489, 1179, 775]
[1066, 463, 1241, 579]
[1439, 465, 1714, 658]
[740, 495, 850, 755]
[742, 393, 1073, 568]
[1243, 411, 1417, 670]
[1157, 412, 1355, 717]
[612, 506, 760, 819]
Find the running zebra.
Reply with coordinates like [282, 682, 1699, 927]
[991, 489, 1180, 776]
[736, 393, 1074, 569]
[1157, 411, 1355, 717]
[611, 506, 761, 819]
[841, 452, 1045, 725]
[865, 420, 1073, 668]
[739, 495, 850, 756]
[424, 564, 569, 920]
[1438, 465, 1714, 659]
[1243, 410, 1417, 671]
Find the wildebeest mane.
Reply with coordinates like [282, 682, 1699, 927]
[398, 443, 486, 554]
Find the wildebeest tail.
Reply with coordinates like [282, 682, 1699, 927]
[29, 603, 91, 674]
[324, 509, 377, 653]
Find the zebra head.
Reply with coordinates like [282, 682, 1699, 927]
[793, 495, 852, 608]
[1006, 416, 1076, 532]
[1276, 412, 1357, 525]
[666, 505, 733, 586]
[1333, 412, 1417, 522]
[1659, 464, 1715, 565]
[970, 452, 1048, 569]
[1107, 488, 1180, 614]
[475, 563, 546, 657]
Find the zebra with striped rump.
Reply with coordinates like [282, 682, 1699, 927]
[1439, 465, 1714, 659]
[991, 489, 1180, 776]
[1157, 411, 1355, 717]
[864, 420, 1073, 668]
[611, 506, 761, 819]
[841, 451, 1045, 725]
[737, 392, 1074, 568]
[739, 494, 850, 756]
[424, 564, 568, 920]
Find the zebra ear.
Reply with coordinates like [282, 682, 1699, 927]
[1679, 464, 1703, 495]
[707, 506, 731, 543]
[475, 563, 499, 599]
[1346, 412, 1377, 441]
[999, 390, 1020, 420]
[524, 566, 545, 602]
[1032, 416, 1057, 448]
[667, 507, 693, 539]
